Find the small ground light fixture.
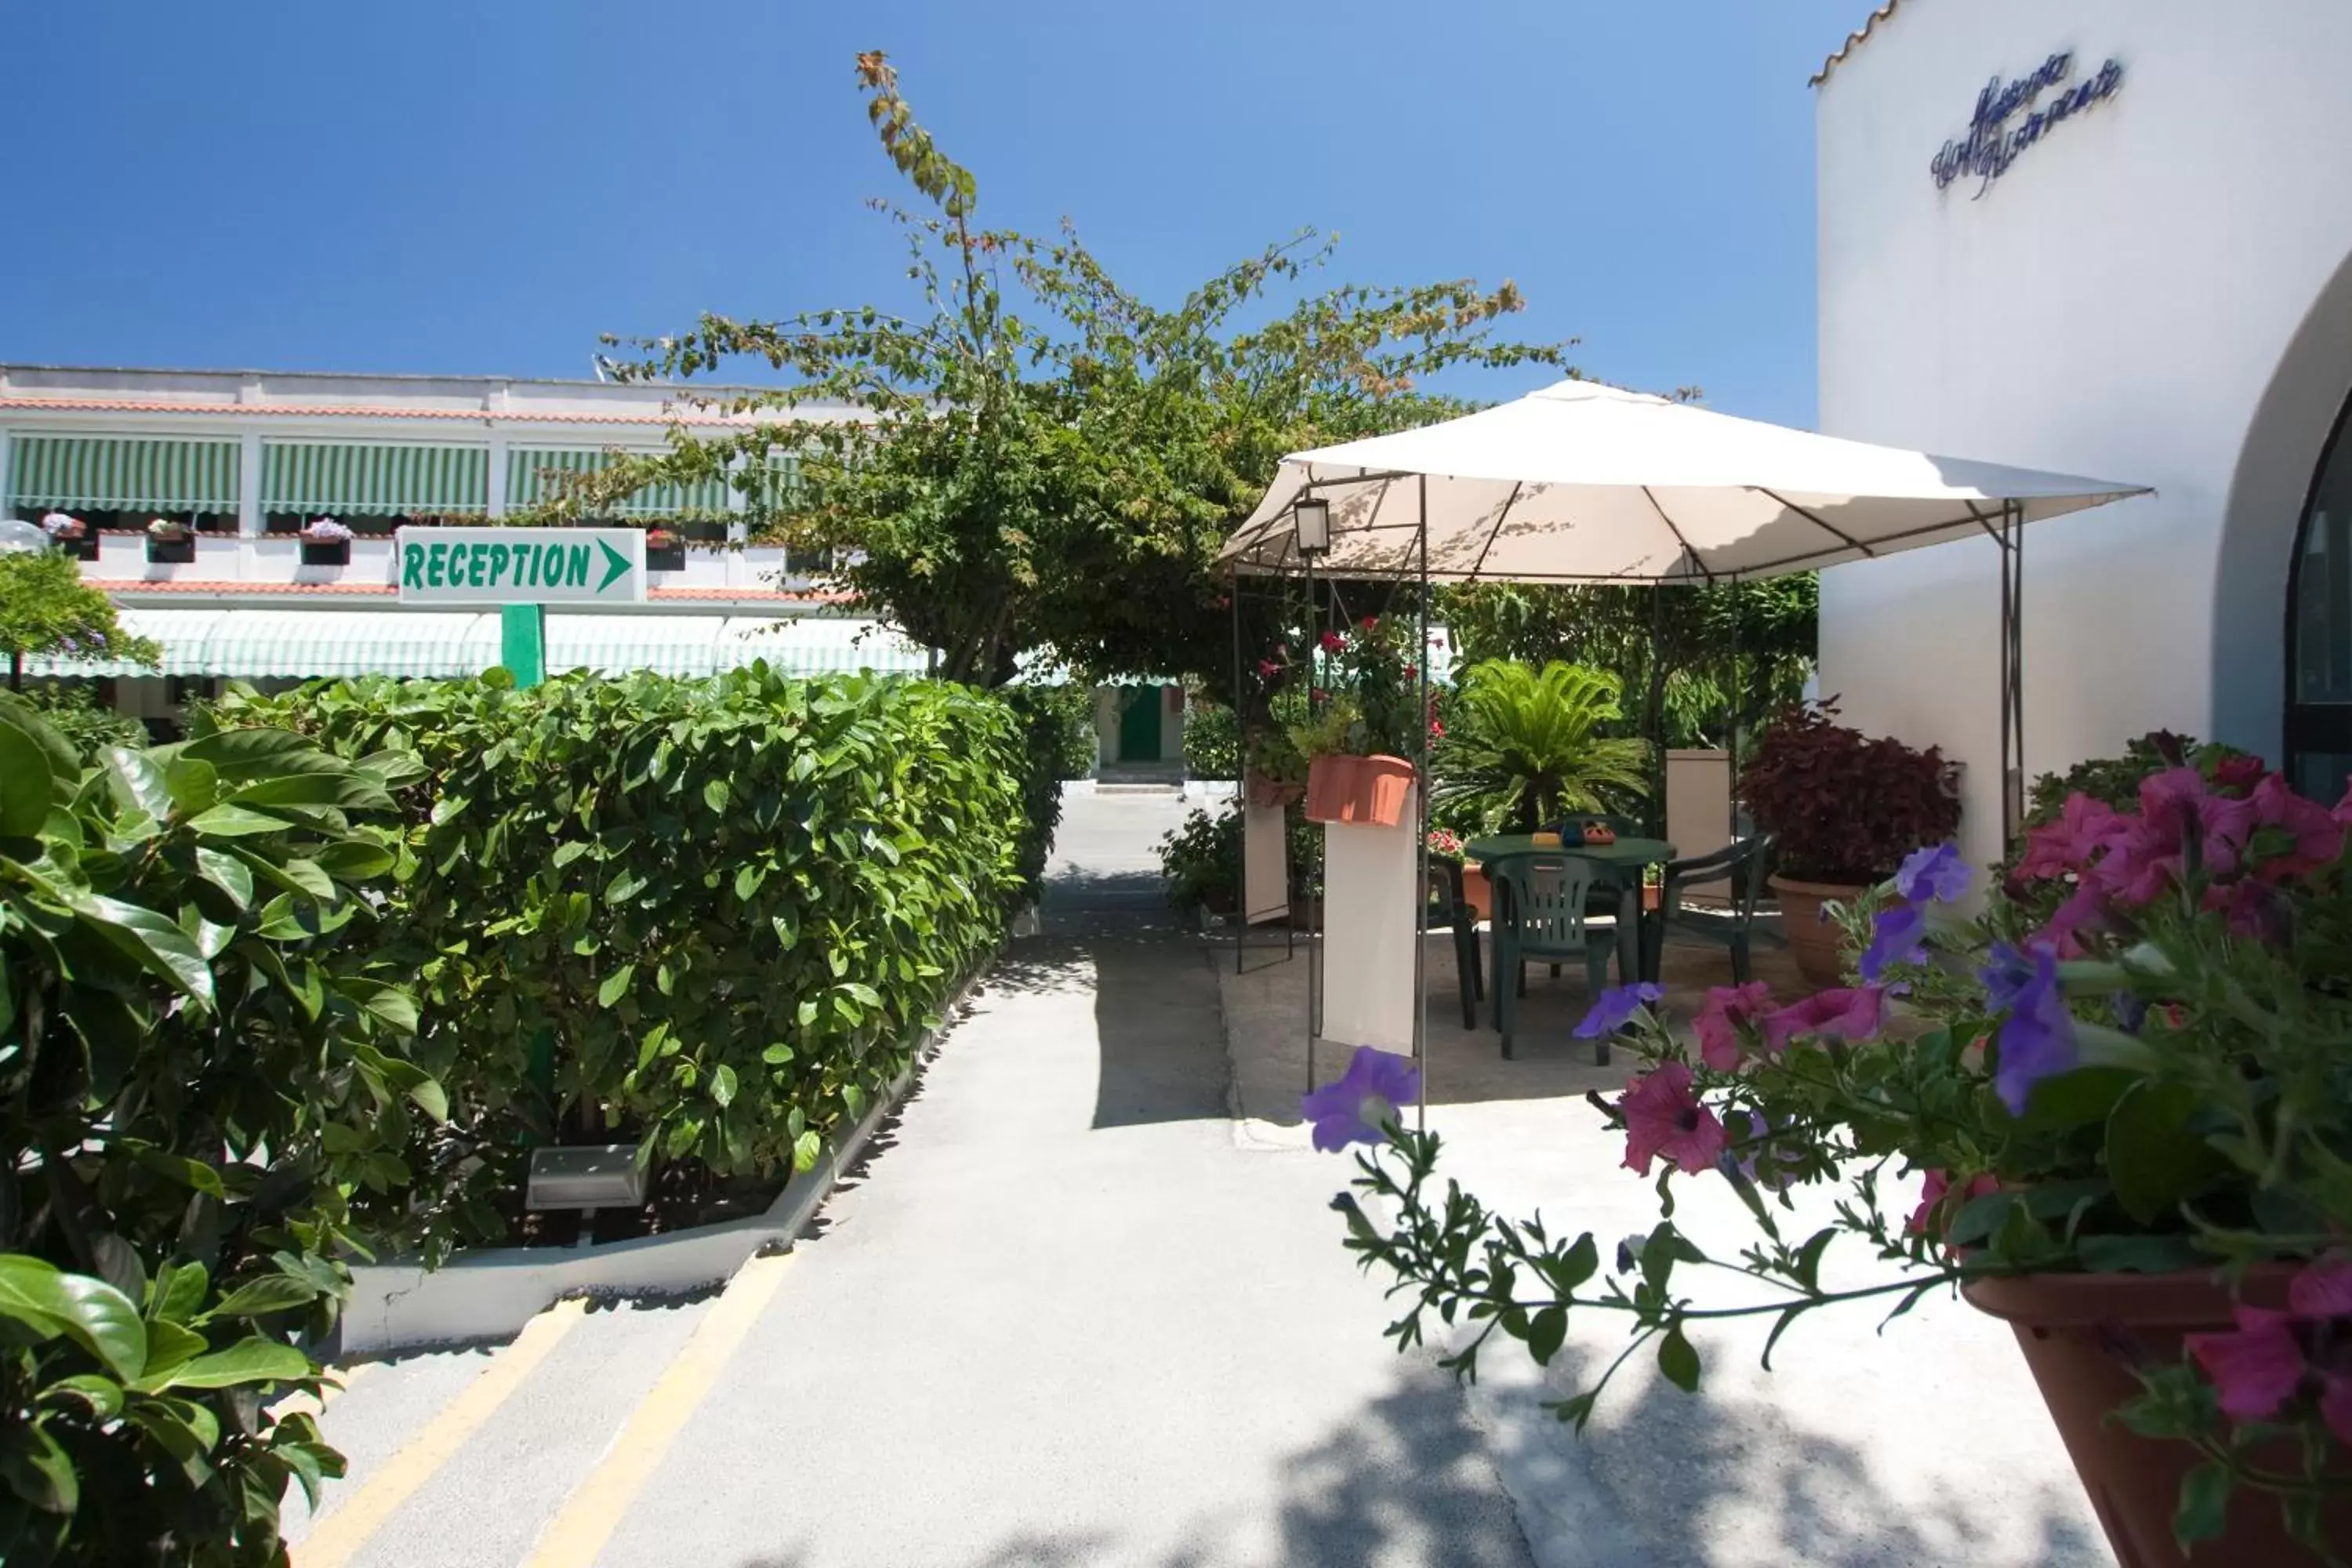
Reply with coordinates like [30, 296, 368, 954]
[524, 1145, 648, 1248]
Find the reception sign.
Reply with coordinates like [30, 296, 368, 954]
[396, 527, 646, 606]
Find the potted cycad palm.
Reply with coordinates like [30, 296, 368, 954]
[1430, 659, 1650, 833]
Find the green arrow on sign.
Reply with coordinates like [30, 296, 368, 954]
[597, 539, 633, 593]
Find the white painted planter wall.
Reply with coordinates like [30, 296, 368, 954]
[338, 971, 982, 1356]
[1316, 786, 1418, 1054]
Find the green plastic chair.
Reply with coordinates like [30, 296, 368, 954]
[1486, 851, 1620, 1064]
[1426, 858, 1483, 1030]
[1640, 833, 1777, 985]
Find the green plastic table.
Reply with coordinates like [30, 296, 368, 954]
[1463, 835, 1677, 986]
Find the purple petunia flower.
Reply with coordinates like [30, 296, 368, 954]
[1301, 1046, 1422, 1152]
[1979, 942, 2078, 1114]
[1575, 982, 1663, 1040]
[1857, 903, 1929, 983]
[1895, 842, 1972, 905]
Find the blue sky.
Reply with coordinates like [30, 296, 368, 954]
[4, 1, 1866, 429]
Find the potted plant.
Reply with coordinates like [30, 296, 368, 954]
[1315, 750, 2352, 1566]
[299, 517, 353, 565]
[1294, 618, 1428, 827]
[1740, 699, 1959, 985]
[644, 524, 688, 572]
[1157, 806, 1241, 916]
[1430, 658, 1650, 834]
[1244, 725, 1308, 808]
[40, 512, 96, 562]
[144, 517, 194, 564]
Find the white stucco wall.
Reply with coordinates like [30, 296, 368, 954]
[1816, 0, 2352, 869]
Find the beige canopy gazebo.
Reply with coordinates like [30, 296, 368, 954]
[1220, 377, 2152, 1112]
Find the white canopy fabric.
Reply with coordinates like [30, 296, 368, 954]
[1218, 379, 2152, 583]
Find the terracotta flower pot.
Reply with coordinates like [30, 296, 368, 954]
[1965, 1267, 2349, 1567]
[1461, 864, 1494, 921]
[1304, 753, 1414, 827]
[1246, 775, 1305, 810]
[1769, 873, 1867, 987]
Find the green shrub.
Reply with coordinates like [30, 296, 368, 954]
[2, 686, 147, 761]
[0, 708, 433, 1566]
[223, 668, 1038, 1258]
[1156, 804, 1316, 911]
[1181, 699, 1239, 780]
[2024, 730, 2256, 829]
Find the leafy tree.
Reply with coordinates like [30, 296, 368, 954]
[564, 52, 1569, 693]
[0, 550, 158, 691]
[1439, 575, 1817, 755]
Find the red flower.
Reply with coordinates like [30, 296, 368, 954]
[1311, 688, 1328, 703]
[1618, 1062, 1726, 1178]
[1428, 720, 1444, 738]
[1258, 659, 1281, 679]
[1319, 630, 1347, 654]
[2213, 754, 2267, 792]
[1694, 982, 1774, 1071]
[1359, 615, 1379, 631]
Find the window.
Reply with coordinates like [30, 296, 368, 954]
[2285, 387, 2352, 797]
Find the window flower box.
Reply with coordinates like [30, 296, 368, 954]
[1303, 753, 1415, 827]
[41, 513, 97, 561]
[145, 520, 194, 564]
[299, 518, 352, 566]
[644, 528, 687, 572]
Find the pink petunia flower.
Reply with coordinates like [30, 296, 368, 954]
[1694, 982, 1775, 1072]
[2241, 773, 2347, 881]
[1618, 1062, 1726, 1178]
[2017, 794, 2122, 881]
[1759, 987, 1886, 1054]
[1319, 630, 1347, 654]
[2187, 1260, 2352, 1443]
[1907, 1168, 1998, 1236]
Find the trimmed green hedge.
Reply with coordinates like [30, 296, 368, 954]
[0, 701, 434, 1564]
[224, 667, 1043, 1256]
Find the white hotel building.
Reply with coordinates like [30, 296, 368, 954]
[0, 363, 1187, 767]
[1813, 0, 2352, 865]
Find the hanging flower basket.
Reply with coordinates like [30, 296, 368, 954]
[1304, 753, 1414, 827]
[144, 519, 194, 564]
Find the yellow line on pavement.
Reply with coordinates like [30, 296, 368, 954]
[296, 1299, 586, 1568]
[521, 1252, 796, 1568]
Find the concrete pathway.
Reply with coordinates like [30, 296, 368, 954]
[584, 786, 1531, 1567]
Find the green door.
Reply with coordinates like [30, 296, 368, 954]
[1117, 687, 1163, 762]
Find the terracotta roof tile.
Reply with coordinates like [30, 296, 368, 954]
[97, 578, 841, 604]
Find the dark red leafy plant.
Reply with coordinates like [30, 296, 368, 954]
[1740, 699, 1960, 884]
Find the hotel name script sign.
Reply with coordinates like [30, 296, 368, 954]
[1931, 51, 2124, 197]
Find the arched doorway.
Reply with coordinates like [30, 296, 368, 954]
[2286, 389, 2352, 799]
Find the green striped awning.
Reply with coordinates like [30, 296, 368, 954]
[7, 436, 240, 513]
[507, 448, 735, 518]
[27, 609, 932, 681]
[262, 443, 488, 515]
